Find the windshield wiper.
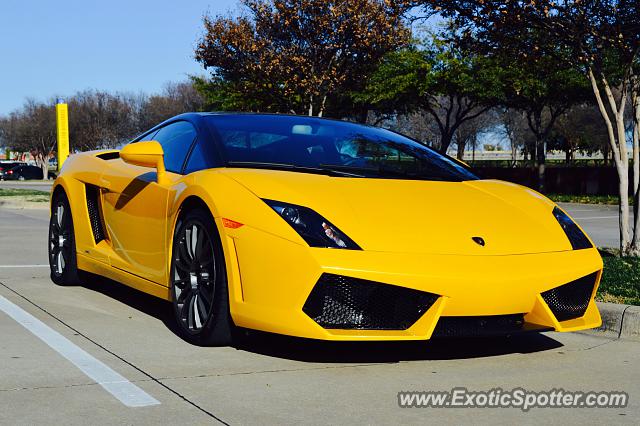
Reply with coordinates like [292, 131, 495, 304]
[318, 163, 412, 178]
[225, 161, 365, 177]
[318, 164, 461, 181]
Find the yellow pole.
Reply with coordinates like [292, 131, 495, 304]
[55, 99, 69, 171]
[4, 148, 10, 160]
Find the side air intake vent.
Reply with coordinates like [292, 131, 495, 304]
[85, 184, 106, 243]
[541, 272, 599, 322]
[302, 274, 439, 330]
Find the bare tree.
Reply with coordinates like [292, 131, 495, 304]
[138, 81, 204, 131]
[68, 91, 139, 150]
[0, 100, 56, 179]
[455, 109, 499, 160]
[500, 109, 529, 166]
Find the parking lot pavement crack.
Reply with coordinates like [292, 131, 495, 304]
[618, 305, 632, 339]
[158, 362, 391, 382]
[562, 338, 618, 352]
[0, 280, 230, 426]
[0, 378, 156, 394]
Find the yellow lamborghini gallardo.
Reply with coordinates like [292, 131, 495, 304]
[49, 113, 602, 345]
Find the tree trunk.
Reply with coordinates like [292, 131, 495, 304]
[456, 138, 466, 160]
[565, 138, 574, 164]
[588, 68, 631, 255]
[317, 95, 327, 118]
[527, 110, 547, 193]
[36, 153, 48, 181]
[537, 138, 546, 193]
[438, 132, 454, 155]
[508, 129, 518, 166]
[630, 85, 640, 255]
[472, 139, 476, 162]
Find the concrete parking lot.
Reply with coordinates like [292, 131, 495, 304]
[0, 205, 638, 424]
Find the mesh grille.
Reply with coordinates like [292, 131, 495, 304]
[302, 274, 439, 330]
[541, 272, 598, 322]
[85, 184, 105, 243]
[432, 314, 525, 338]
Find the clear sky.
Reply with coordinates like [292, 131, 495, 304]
[0, 0, 241, 115]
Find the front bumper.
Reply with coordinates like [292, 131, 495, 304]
[225, 225, 603, 341]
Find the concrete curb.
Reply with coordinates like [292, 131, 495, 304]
[579, 302, 640, 341]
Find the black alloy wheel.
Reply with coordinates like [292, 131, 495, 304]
[49, 192, 81, 286]
[171, 208, 233, 346]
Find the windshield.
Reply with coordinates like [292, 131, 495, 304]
[205, 115, 478, 181]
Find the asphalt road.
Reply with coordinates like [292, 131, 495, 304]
[560, 203, 625, 249]
[0, 180, 54, 192]
[0, 206, 638, 424]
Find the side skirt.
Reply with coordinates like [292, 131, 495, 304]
[77, 253, 171, 301]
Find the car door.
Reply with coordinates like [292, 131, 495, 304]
[14, 166, 26, 179]
[31, 166, 43, 179]
[100, 121, 198, 285]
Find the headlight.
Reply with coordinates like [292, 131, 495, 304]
[552, 207, 592, 250]
[263, 199, 361, 250]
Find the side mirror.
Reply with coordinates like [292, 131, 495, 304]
[119, 141, 169, 185]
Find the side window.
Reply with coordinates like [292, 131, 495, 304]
[184, 139, 210, 174]
[152, 121, 197, 174]
[139, 129, 158, 141]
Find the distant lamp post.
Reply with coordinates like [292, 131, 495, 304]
[55, 99, 69, 171]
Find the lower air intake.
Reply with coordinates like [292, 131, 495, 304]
[541, 272, 599, 322]
[432, 314, 525, 338]
[302, 274, 439, 330]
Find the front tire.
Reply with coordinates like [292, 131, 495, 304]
[49, 192, 81, 286]
[170, 208, 233, 346]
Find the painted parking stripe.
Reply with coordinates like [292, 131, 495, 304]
[0, 295, 160, 407]
[572, 216, 619, 220]
[0, 265, 49, 268]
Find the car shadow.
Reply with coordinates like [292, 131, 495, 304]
[233, 330, 563, 363]
[79, 274, 564, 363]
[79, 273, 181, 337]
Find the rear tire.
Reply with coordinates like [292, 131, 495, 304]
[170, 208, 233, 346]
[49, 191, 81, 286]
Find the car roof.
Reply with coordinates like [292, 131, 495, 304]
[136, 112, 385, 141]
[135, 111, 367, 141]
[155, 111, 384, 128]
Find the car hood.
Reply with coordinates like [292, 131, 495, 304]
[219, 168, 574, 255]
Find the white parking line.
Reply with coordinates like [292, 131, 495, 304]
[564, 209, 611, 212]
[0, 295, 160, 407]
[0, 265, 49, 268]
[572, 216, 619, 221]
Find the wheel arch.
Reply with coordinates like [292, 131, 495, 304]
[177, 195, 211, 219]
[167, 193, 225, 285]
[50, 181, 68, 210]
[167, 190, 245, 317]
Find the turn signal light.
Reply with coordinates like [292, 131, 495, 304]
[222, 218, 244, 229]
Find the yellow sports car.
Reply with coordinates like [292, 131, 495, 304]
[49, 113, 602, 345]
